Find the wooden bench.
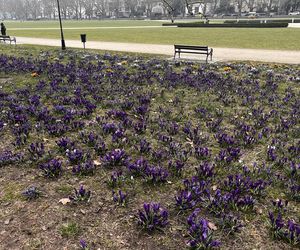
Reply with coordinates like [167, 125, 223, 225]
[174, 45, 213, 62]
[0, 35, 16, 45]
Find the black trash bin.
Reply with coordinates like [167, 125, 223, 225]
[80, 34, 86, 49]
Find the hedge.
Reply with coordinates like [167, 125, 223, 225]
[162, 22, 204, 26]
[177, 22, 289, 28]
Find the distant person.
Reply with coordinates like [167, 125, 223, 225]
[1, 23, 6, 36]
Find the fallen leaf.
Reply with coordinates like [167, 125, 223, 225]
[208, 222, 217, 231]
[93, 160, 101, 166]
[59, 198, 71, 205]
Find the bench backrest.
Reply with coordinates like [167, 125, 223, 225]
[175, 45, 209, 51]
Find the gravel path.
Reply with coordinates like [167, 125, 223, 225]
[15, 36, 300, 64]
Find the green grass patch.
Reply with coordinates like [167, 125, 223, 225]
[6, 24, 300, 50]
[0, 183, 22, 203]
[0, 44, 167, 61]
[5, 20, 164, 29]
[60, 222, 81, 238]
[55, 185, 74, 195]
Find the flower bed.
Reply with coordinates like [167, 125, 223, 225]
[0, 48, 299, 249]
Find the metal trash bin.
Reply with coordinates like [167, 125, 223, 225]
[80, 34, 86, 49]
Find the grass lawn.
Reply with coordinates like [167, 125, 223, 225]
[4, 20, 300, 50]
[4, 20, 164, 28]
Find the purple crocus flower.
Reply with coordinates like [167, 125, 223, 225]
[69, 185, 91, 202]
[137, 202, 169, 232]
[39, 158, 62, 178]
[112, 190, 127, 206]
[79, 239, 88, 249]
[101, 149, 128, 168]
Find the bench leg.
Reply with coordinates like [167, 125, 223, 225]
[174, 52, 176, 60]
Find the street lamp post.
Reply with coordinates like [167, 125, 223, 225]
[56, 0, 66, 50]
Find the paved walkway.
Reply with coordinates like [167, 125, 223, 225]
[288, 23, 300, 28]
[16, 37, 300, 64]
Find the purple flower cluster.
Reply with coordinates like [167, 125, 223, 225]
[168, 160, 185, 176]
[28, 142, 45, 160]
[112, 190, 127, 206]
[135, 139, 151, 154]
[219, 213, 243, 235]
[56, 137, 75, 152]
[195, 162, 215, 181]
[0, 50, 300, 248]
[268, 210, 300, 246]
[194, 147, 211, 160]
[144, 165, 169, 183]
[175, 190, 196, 210]
[107, 171, 124, 188]
[137, 203, 169, 232]
[72, 160, 95, 176]
[0, 150, 23, 166]
[187, 209, 221, 249]
[101, 149, 128, 168]
[39, 158, 62, 178]
[22, 186, 41, 200]
[127, 157, 149, 176]
[66, 148, 84, 164]
[69, 185, 91, 203]
[215, 132, 235, 147]
[216, 147, 241, 164]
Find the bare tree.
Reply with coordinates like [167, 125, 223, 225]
[71, 0, 84, 19]
[235, 0, 247, 16]
[124, 0, 138, 16]
[28, 0, 42, 19]
[94, 0, 108, 18]
[280, 0, 300, 13]
[82, 0, 96, 19]
[7, 0, 28, 19]
[143, 0, 157, 17]
[245, 0, 256, 11]
[210, 0, 220, 15]
[161, 0, 176, 22]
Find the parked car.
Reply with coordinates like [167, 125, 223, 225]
[257, 12, 267, 17]
[245, 12, 258, 18]
[289, 11, 300, 15]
